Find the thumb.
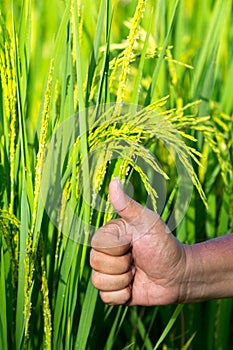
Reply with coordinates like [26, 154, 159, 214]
[109, 178, 144, 222]
[109, 178, 162, 236]
[109, 178, 170, 241]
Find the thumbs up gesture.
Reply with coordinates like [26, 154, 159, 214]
[90, 178, 188, 306]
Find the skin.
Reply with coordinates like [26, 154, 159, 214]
[90, 178, 233, 306]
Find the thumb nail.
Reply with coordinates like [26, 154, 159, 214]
[109, 177, 122, 201]
[109, 177, 127, 211]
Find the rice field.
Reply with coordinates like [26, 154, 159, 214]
[0, 0, 233, 349]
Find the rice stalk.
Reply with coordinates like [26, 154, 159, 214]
[0, 247, 8, 350]
[0, 37, 17, 213]
[0, 210, 20, 288]
[8, 43, 17, 214]
[89, 102, 210, 206]
[72, 0, 90, 234]
[89, 147, 113, 226]
[31, 59, 54, 242]
[115, 0, 146, 107]
[0, 44, 11, 123]
[0, 0, 233, 348]
[40, 238, 52, 350]
[130, 8, 152, 107]
[71, 0, 85, 110]
[54, 180, 71, 272]
[109, 45, 193, 82]
[24, 59, 54, 342]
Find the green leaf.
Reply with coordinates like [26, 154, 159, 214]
[153, 304, 183, 350]
[0, 247, 8, 350]
[74, 277, 98, 350]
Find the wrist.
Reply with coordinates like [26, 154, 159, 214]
[179, 244, 205, 303]
[179, 235, 233, 303]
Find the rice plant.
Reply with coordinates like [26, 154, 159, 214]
[0, 0, 232, 349]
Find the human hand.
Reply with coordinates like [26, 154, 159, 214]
[90, 178, 188, 306]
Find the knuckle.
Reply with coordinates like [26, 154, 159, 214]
[117, 271, 133, 289]
[89, 250, 94, 267]
[100, 288, 131, 305]
[100, 292, 115, 305]
[90, 249, 132, 275]
[91, 219, 127, 244]
[121, 252, 132, 270]
[105, 218, 126, 231]
[126, 270, 134, 285]
[121, 287, 132, 304]
[91, 270, 100, 289]
[92, 270, 133, 291]
[90, 249, 98, 269]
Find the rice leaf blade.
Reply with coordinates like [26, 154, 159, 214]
[0, 247, 8, 350]
[74, 277, 98, 350]
[153, 304, 183, 350]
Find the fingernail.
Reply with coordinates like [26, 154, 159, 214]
[110, 177, 123, 205]
[112, 177, 123, 191]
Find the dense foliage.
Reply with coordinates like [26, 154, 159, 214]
[0, 0, 232, 349]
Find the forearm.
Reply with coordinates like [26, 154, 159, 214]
[181, 234, 233, 303]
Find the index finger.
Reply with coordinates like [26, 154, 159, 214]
[91, 219, 132, 256]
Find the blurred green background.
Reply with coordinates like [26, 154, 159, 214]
[0, 0, 233, 349]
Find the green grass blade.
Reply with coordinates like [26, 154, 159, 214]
[94, 1, 112, 108]
[53, 238, 78, 346]
[73, 0, 90, 232]
[17, 0, 31, 106]
[0, 0, 233, 348]
[197, 47, 218, 118]
[13, 3, 33, 343]
[15, 182, 29, 349]
[141, 308, 159, 350]
[214, 299, 233, 350]
[104, 306, 128, 350]
[13, 6, 33, 201]
[131, 6, 152, 108]
[146, 0, 180, 104]
[181, 332, 196, 350]
[53, 0, 71, 74]
[192, 0, 228, 98]
[153, 304, 183, 350]
[137, 315, 154, 350]
[0, 247, 8, 350]
[85, 0, 106, 106]
[220, 59, 233, 114]
[74, 277, 98, 350]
